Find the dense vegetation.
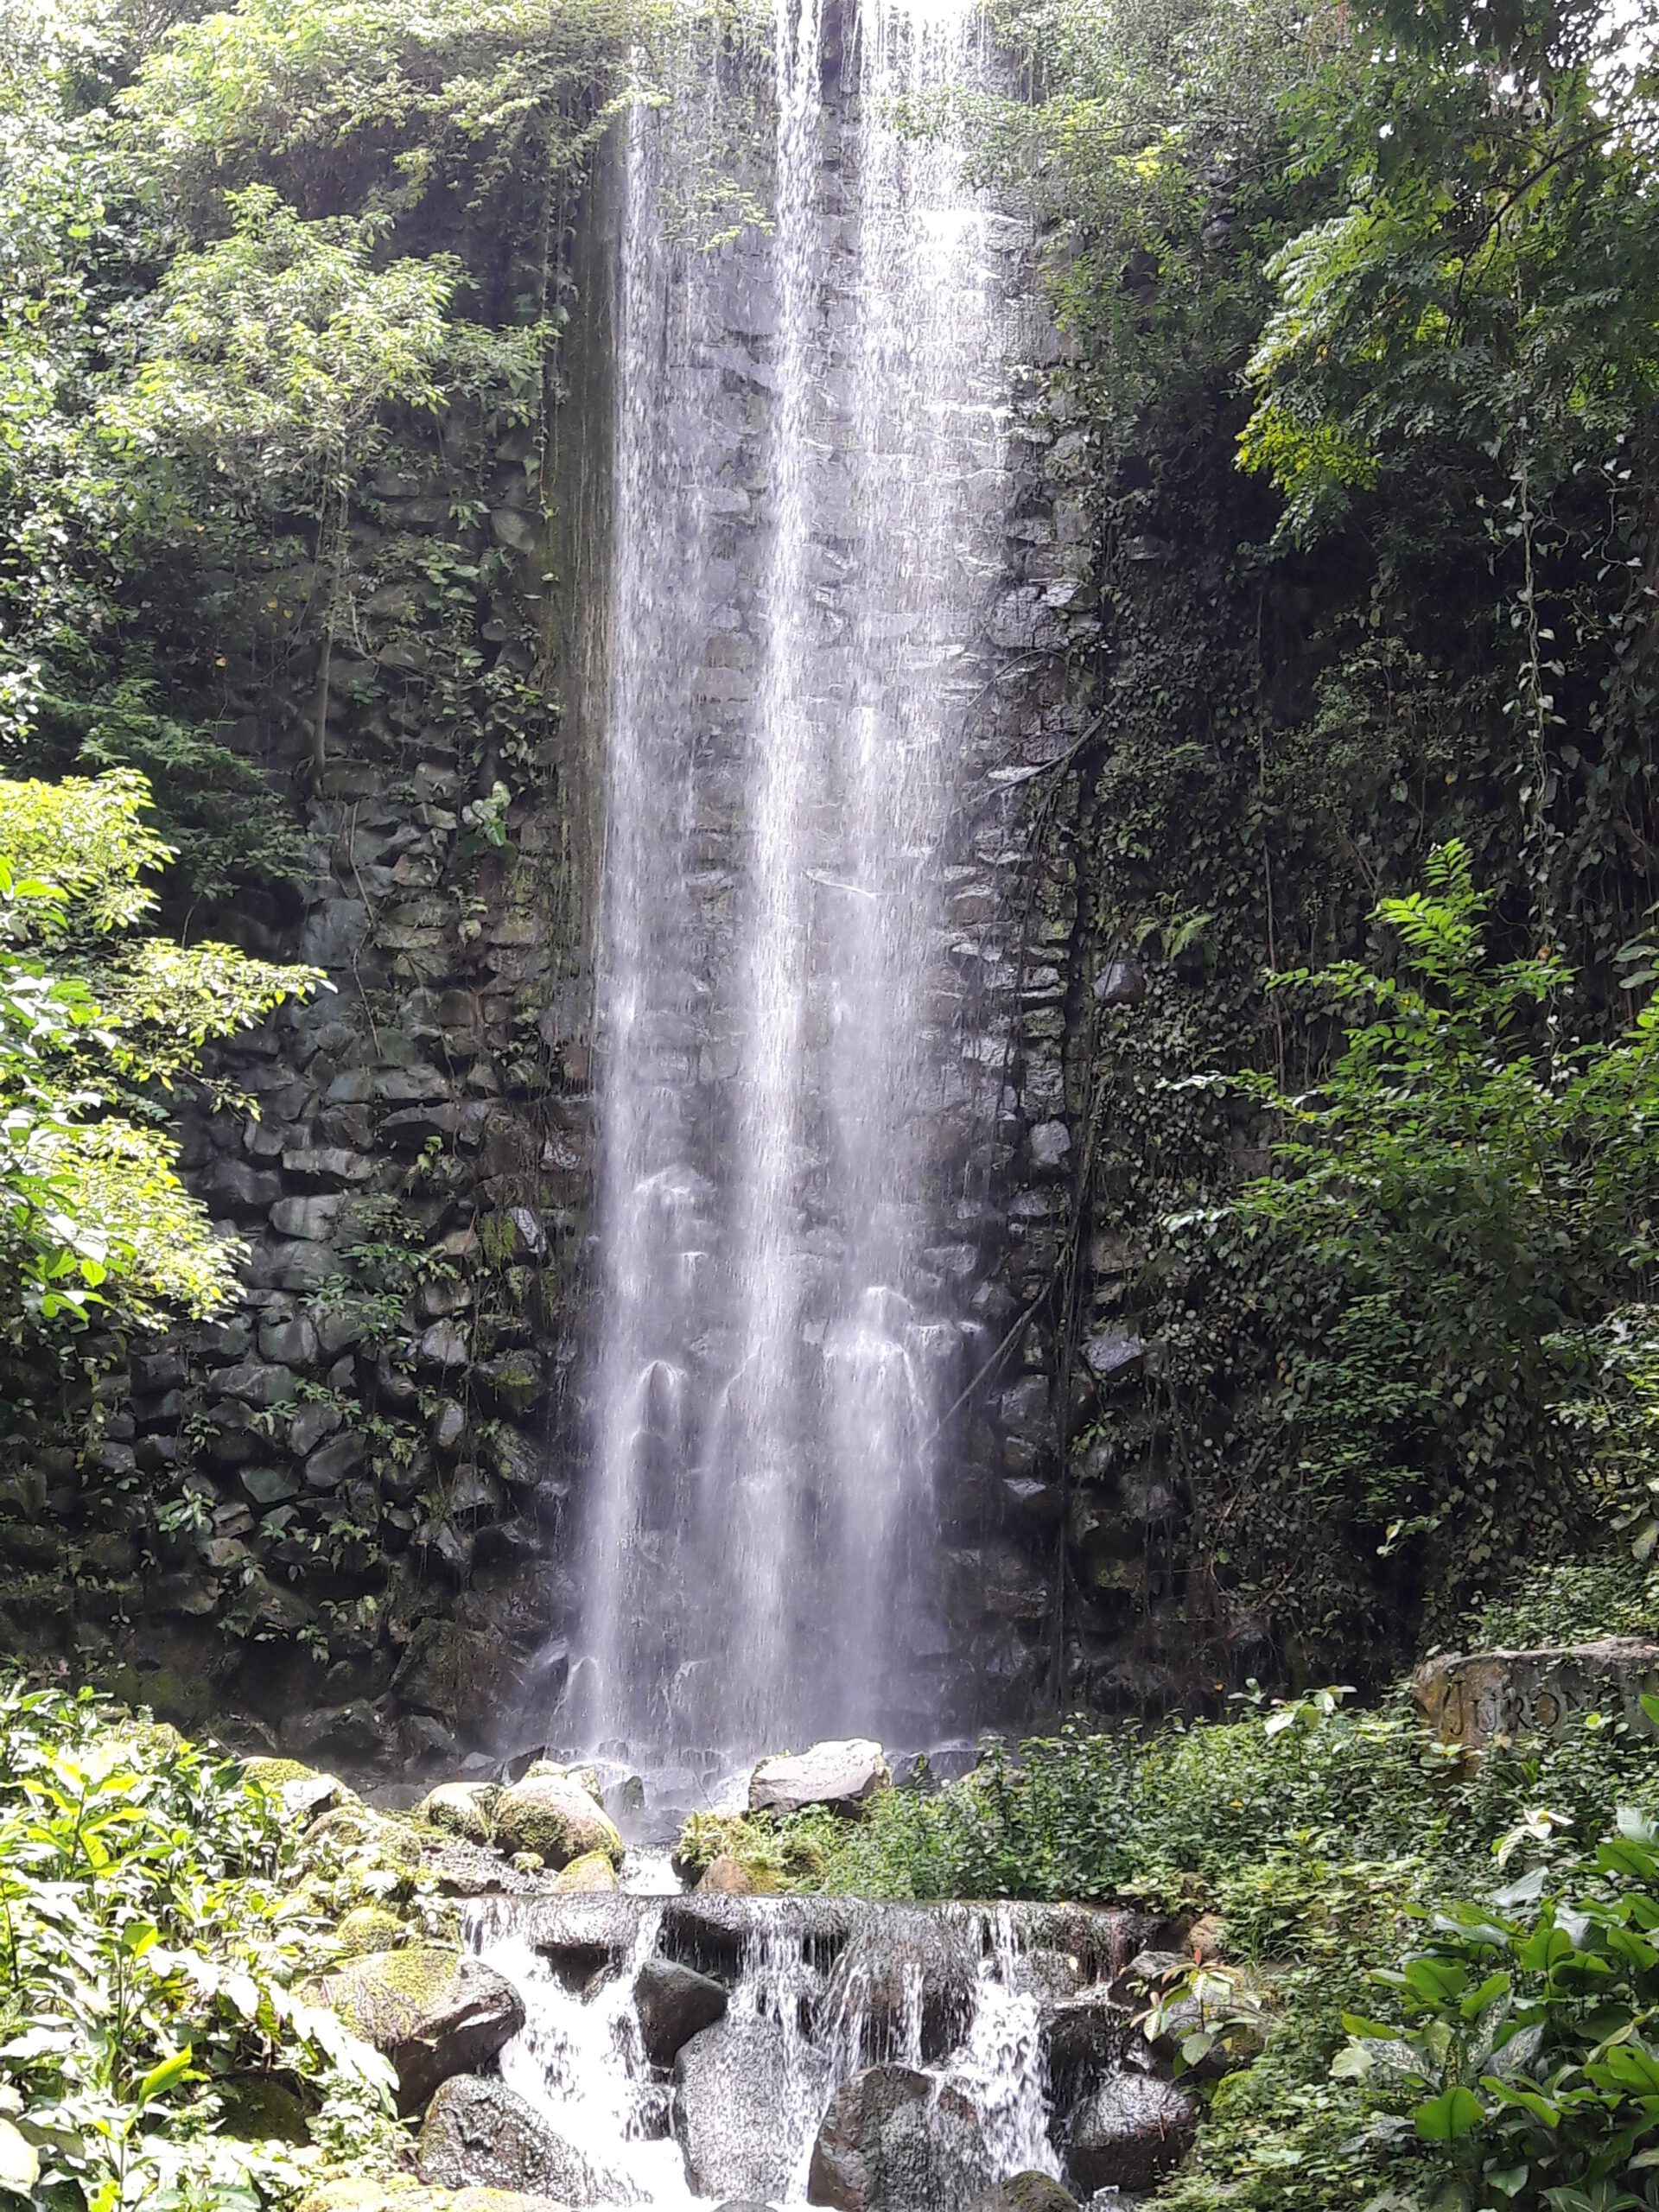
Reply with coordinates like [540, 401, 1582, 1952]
[673, 1670, 1659, 2212]
[0, 1676, 406, 2209]
[982, 0, 1659, 1673]
[4, 0, 1659, 2205]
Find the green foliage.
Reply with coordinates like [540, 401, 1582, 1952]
[1469, 1560, 1659, 1650]
[0, 769, 321, 1338]
[107, 184, 461, 498]
[1335, 1808, 1659, 2209]
[0, 1675, 397, 2209]
[1179, 843, 1659, 1633]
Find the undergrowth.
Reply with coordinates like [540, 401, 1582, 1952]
[0, 1675, 401, 2209]
[753, 1684, 1659, 2210]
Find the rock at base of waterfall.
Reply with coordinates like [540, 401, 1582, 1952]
[823, 1910, 976, 2063]
[553, 1850, 619, 1893]
[673, 2018, 831, 2201]
[748, 1738, 891, 1817]
[493, 1773, 624, 1869]
[524, 1895, 641, 1969]
[1062, 2071, 1198, 2195]
[634, 1955, 728, 2065]
[417, 2075, 601, 2202]
[1040, 1986, 1128, 2088]
[303, 1945, 524, 2114]
[416, 1781, 500, 1846]
[969, 2176, 1081, 2212]
[805, 2064, 991, 2212]
[697, 1851, 778, 1895]
[301, 2180, 575, 2212]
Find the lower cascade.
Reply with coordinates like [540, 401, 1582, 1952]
[452, 1891, 1185, 2210]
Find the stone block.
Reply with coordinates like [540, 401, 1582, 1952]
[1415, 1641, 1659, 1751]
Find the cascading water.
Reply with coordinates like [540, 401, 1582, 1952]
[560, 0, 1019, 1766]
[464, 1895, 1149, 2210]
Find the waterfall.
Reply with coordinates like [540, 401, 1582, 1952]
[563, 0, 1016, 1764]
[465, 1895, 1146, 2211]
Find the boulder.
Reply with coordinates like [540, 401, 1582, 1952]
[1414, 1639, 1659, 1751]
[417, 2075, 601, 2202]
[824, 1909, 977, 2063]
[302, 2183, 573, 2212]
[525, 1896, 643, 1971]
[634, 1956, 728, 2066]
[748, 1739, 890, 1817]
[493, 1775, 624, 1870]
[308, 1945, 524, 2113]
[554, 1851, 619, 1893]
[806, 2064, 991, 2211]
[239, 1758, 359, 1822]
[674, 2019, 831, 2202]
[416, 1782, 500, 1847]
[698, 1852, 773, 1895]
[1062, 2071, 1198, 2195]
[969, 2178, 1079, 2212]
[1040, 1987, 1128, 2088]
[335, 1905, 404, 1957]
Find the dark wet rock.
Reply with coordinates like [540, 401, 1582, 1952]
[823, 1909, 976, 2063]
[417, 2074, 605, 2201]
[1093, 959, 1146, 1007]
[1062, 2071, 1198, 2195]
[674, 2019, 831, 2202]
[634, 1956, 728, 2066]
[525, 1895, 645, 1968]
[749, 1738, 890, 1816]
[1044, 1987, 1128, 2101]
[806, 2064, 991, 2212]
[307, 1945, 524, 2113]
[1080, 1331, 1144, 1388]
[658, 1895, 853, 1978]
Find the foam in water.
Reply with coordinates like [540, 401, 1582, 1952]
[556, 0, 1018, 1766]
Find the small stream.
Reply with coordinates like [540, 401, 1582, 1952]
[465, 1889, 1154, 2209]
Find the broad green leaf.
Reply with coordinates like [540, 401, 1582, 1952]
[1415, 2085, 1484, 2141]
[135, 2047, 193, 2107]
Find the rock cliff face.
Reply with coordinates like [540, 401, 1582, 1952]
[0, 28, 1204, 1770]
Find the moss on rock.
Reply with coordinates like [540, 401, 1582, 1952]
[551, 1850, 617, 1893]
[301, 2183, 575, 2212]
[305, 1946, 524, 2114]
[415, 1782, 500, 1846]
[493, 1775, 622, 1871]
[336, 1904, 405, 1956]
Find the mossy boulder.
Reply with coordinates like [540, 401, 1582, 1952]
[242, 1758, 360, 1821]
[336, 1905, 405, 1957]
[969, 2177, 1079, 2212]
[302, 2184, 574, 2212]
[696, 1853, 779, 1896]
[305, 1944, 524, 2113]
[493, 1775, 622, 1871]
[300, 1804, 426, 1908]
[552, 1851, 617, 1894]
[417, 2075, 601, 2198]
[416, 1782, 500, 1847]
